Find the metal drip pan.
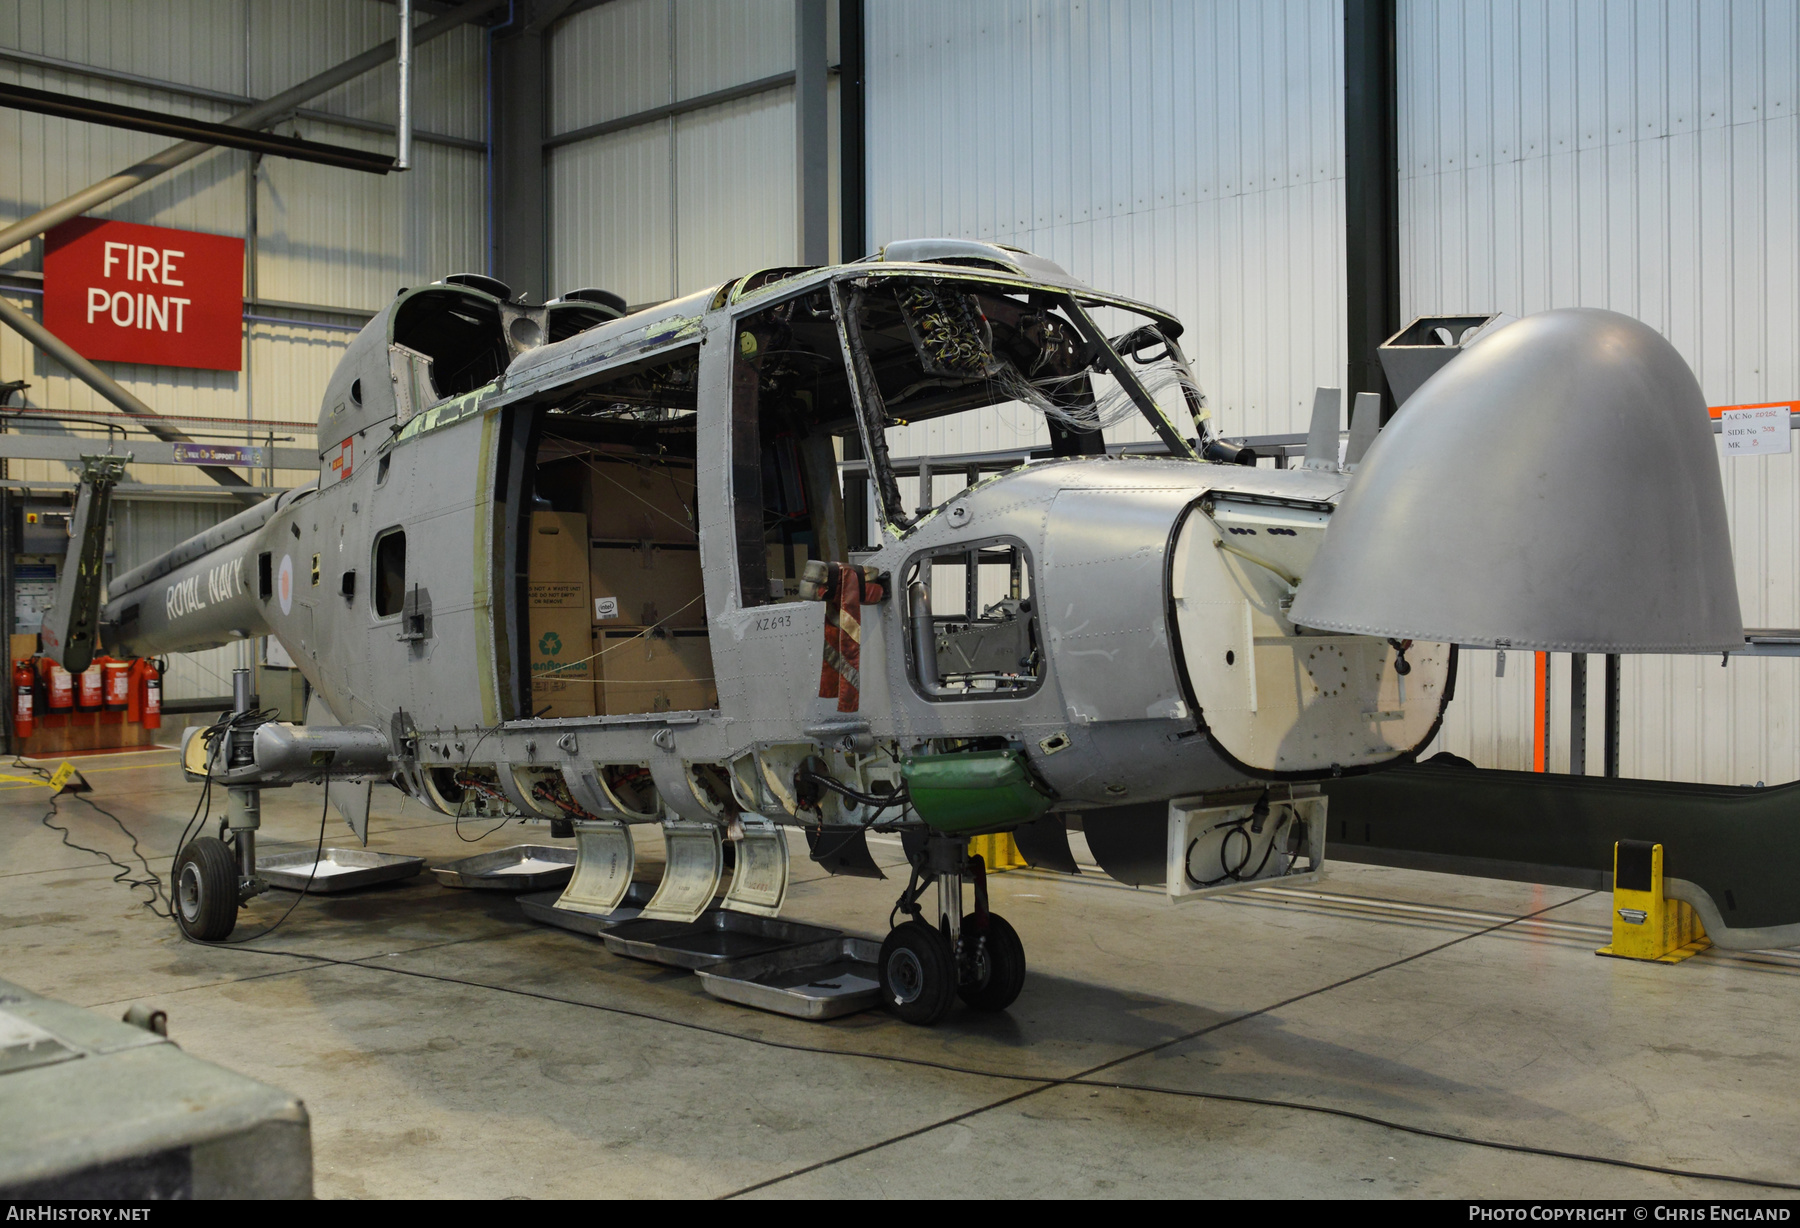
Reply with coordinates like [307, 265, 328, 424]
[259, 848, 425, 894]
[517, 881, 656, 936]
[601, 911, 840, 969]
[695, 937, 883, 1020]
[430, 845, 577, 891]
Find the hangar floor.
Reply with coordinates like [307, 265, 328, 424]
[5, 747, 1798, 1199]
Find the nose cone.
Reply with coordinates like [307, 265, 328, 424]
[1289, 308, 1743, 653]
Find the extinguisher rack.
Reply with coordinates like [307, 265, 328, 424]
[12, 454, 162, 756]
[16, 654, 166, 755]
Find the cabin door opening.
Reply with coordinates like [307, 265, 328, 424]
[520, 343, 718, 718]
[728, 288, 861, 607]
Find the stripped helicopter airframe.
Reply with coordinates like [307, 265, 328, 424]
[62, 238, 1740, 1025]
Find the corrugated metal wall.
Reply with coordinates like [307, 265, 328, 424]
[1402, 0, 1800, 785]
[0, 0, 485, 493]
[547, 0, 804, 308]
[866, 0, 1347, 452]
[1, 0, 487, 698]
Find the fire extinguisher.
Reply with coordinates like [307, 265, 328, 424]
[127, 657, 162, 729]
[143, 658, 162, 730]
[46, 659, 73, 715]
[77, 659, 103, 711]
[102, 658, 130, 711]
[12, 657, 35, 741]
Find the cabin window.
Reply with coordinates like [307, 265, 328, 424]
[729, 288, 860, 605]
[373, 528, 406, 618]
[902, 538, 1043, 700]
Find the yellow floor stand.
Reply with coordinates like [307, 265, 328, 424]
[969, 832, 1028, 872]
[1596, 839, 1710, 964]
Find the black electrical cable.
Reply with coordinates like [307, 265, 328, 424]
[37, 794, 171, 919]
[172, 707, 242, 859]
[75, 793, 173, 920]
[13, 753, 172, 918]
[450, 722, 516, 843]
[1187, 813, 1288, 889]
[796, 766, 910, 812]
[187, 778, 330, 946]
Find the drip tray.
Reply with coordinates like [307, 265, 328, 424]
[518, 882, 657, 936]
[695, 937, 884, 1021]
[602, 911, 841, 970]
[259, 848, 425, 894]
[430, 845, 577, 891]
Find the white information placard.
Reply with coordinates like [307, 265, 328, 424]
[1720, 405, 1793, 456]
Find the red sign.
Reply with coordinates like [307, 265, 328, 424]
[327, 436, 354, 484]
[43, 218, 244, 371]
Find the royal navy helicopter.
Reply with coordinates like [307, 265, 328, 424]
[47, 238, 1741, 1025]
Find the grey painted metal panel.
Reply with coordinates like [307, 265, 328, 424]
[0, 976, 311, 1197]
[108, 496, 256, 700]
[1291, 309, 1744, 653]
[1039, 486, 1193, 725]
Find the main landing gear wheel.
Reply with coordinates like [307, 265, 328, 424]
[957, 912, 1026, 1012]
[174, 836, 239, 941]
[879, 919, 957, 1025]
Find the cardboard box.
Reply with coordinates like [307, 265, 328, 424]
[528, 511, 595, 717]
[529, 511, 589, 607]
[529, 610, 596, 718]
[590, 544, 705, 629]
[600, 629, 717, 715]
[587, 457, 698, 544]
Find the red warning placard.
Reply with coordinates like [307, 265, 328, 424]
[43, 218, 244, 371]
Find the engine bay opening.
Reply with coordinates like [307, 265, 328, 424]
[392, 288, 509, 397]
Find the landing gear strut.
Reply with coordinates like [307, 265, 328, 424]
[173, 668, 270, 942]
[879, 831, 1027, 1025]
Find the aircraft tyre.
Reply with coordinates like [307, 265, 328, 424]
[174, 836, 238, 941]
[958, 912, 1026, 1012]
[880, 920, 957, 1025]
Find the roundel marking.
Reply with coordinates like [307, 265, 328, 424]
[278, 554, 294, 615]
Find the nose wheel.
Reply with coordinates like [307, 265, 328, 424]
[879, 920, 957, 1024]
[879, 833, 1028, 1024]
[174, 836, 239, 941]
[957, 911, 1026, 1011]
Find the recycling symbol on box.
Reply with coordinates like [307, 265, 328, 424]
[538, 631, 563, 656]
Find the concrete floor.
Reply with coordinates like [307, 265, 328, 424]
[4, 746, 1799, 1199]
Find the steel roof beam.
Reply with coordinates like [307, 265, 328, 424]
[0, 0, 507, 260]
[0, 48, 488, 153]
[0, 83, 398, 174]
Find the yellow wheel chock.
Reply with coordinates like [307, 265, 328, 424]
[1596, 839, 1710, 964]
[969, 832, 1028, 873]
